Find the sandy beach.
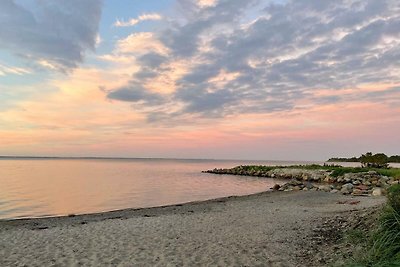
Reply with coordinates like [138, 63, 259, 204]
[0, 191, 385, 267]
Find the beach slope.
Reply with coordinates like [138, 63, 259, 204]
[0, 191, 385, 266]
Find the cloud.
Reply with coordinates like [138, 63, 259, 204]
[114, 13, 162, 27]
[0, 62, 30, 76]
[116, 32, 169, 55]
[197, 0, 217, 8]
[107, 82, 164, 105]
[107, 0, 400, 122]
[0, 0, 103, 70]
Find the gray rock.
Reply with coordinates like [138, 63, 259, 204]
[318, 185, 332, 192]
[342, 183, 354, 190]
[341, 183, 354, 194]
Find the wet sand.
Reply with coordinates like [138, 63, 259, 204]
[0, 191, 385, 266]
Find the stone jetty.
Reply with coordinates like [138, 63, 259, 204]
[204, 166, 399, 196]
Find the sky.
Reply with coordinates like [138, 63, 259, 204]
[0, 0, 399, 161]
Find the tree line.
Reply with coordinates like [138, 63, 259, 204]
[328, 152, 400, 168]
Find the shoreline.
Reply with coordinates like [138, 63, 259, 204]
[0, 190, 386, 266]
[1, 189, 276, 226]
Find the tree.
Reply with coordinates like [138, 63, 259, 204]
[360, 152, 389, 168]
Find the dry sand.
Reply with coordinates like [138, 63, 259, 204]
[0, 191, 385, 267]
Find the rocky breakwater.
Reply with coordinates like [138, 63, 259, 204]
[203, 166, 399, 196]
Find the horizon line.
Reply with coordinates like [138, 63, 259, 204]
[0, 155, 324, 162]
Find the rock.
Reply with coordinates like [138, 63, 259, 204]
[352, 188, 364, 196]
[341, 183, 354, 194]
[372, 188, 383, 196]
[355, 185, 369, 191]
[330, 189, 339, 194]
[318, 185, 332, 192]
[342, 183, 354, 190]
[272, 184, 281, 191]
[305, 182, 314, 190]
[380, 176, 390, 181]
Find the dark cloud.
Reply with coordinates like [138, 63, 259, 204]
[108, 0, 400, 121]
[176, 87, 237, 115]
[0, 0, 103, 70]
[107, 83, 164, 105]
[137, 53, 167, 69]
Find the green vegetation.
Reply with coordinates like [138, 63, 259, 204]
[389, 155, 400, 163]
[328, 152, 400, 164]
[328, 157, 360, 162]
[345, 184, 400, 266]
[360, 152, 389, 169]
[375, 168, 400, 180]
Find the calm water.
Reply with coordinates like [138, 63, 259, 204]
[1, 158, 394, 220]
[0, 158, 295, 220]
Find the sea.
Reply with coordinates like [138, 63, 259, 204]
[0, 158, 379, 220]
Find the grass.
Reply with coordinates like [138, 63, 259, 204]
[344, 184, 400, 266]
[345, 229, 368, 244]
[375, 168, 400, 180]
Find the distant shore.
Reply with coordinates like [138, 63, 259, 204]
[0, 190, 385, 266]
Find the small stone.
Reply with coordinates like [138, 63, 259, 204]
[372, 188, 383, 196]
[330, 189, 339, 194]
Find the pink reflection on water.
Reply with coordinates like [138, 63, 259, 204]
[0, 159, 286, 219]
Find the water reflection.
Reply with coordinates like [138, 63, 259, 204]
[0, 159, 284, 219]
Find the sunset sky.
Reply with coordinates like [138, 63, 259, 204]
[0, 0, 399, 160]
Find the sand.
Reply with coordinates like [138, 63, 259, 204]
[0, 191, 385, 267]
